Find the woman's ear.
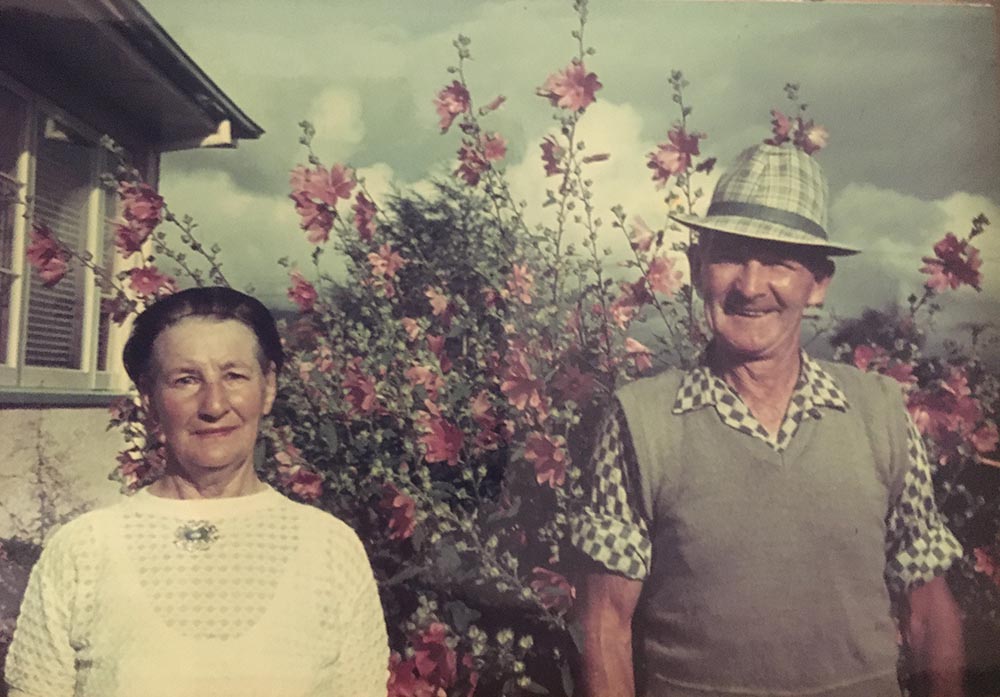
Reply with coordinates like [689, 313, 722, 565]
[262, 362, 278, 416]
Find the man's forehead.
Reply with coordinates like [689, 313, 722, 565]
[701, 230, 826, 261]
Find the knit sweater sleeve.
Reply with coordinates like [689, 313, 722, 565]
[5, 518, 95, 697]
[320, 515, 389, 697]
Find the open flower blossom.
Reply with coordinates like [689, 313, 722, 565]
[794, 119, 829, 155]
[525, 432, 567, 487]
[379, 483, 417, 540]
[387, 654, 436, 697]
[342, 361, 378, 416]
[417, 411, 464, 466]
[906, 366, 995, 465]
[288, 163, 355, 243]
[551, 363, 596, 405]
[765, 109, 794, 146]
[646, 255, 683, 296]
[368, 243, 407, 279]
[287, 270, 318, 312]
[434, 80, 471, 133]
[540, 136, 565, 177]
[480, 132, 507, 162]
[25, 224, 70, 287]
[529, 566, 576, 613]
[353, 192, 377, 243]
[629, 216, 656, 252]
[647, 126, 704, 188]
[405, 364, 444, 397]
[500, 347, 546, 414]
[973, 547, 1000, 588]
[455, 144, 489, 186]
[411, 623, 458, 689]
[920, 232, 983, 292]
[127, 265, 177, 299]
[851, 344, 917, 386]
[506, 263, 534, 304]
[607, 279, 653, 329]
[625, 337, 654, 372]
[536, 60, 602, 111]
[290, 192, 334, 244]
[286, 466, 323, 501]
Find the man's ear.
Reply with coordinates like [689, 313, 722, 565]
[687, 243, 704, 297]
[808, 271, 834, 307]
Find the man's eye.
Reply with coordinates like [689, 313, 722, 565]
[226, 371, 250, 381]
[174, 375, 199, 386]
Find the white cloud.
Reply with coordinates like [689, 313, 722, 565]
[307, 87, 366, 158]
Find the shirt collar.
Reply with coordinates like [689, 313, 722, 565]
[672, 352, 849, 416]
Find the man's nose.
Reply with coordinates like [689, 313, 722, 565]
[734, 259, 767, 297]
[198, 380, 230, 420]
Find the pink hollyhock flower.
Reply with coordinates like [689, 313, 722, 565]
[764, 109, 793, 146]
[920, 232, 983, 292]
[529, 566, 576, 613]
[287, 270, 318, 312]
[455, 144, 488, 186]
[379, 483, 417, 541]
[646, 255, 683, 296]
[25, 224, 71, 287]
[540, 136, 565, 177]
[974, 547, 1000, 587]
[434, 80, 471, 133]
[287, 466, 323, 501]
[353, 192, 377, 243]
[426, 287, 451, 317]
[114, 224, 149, 258]
[525, 432, 567, 487]
[506, 263, 534, 304]
[342, 364, 378, 416]
[551, 364, 596, 405]
[536, 60, 602, 111]
[629, 216, 656, 252]
[418, 413, 464, 466]
[479, 94, 506, 114]
[305, 164, 356, 206]
[127, 265, 177, 298]
[368, 243, 407, 278]
[625, 337, 654, 372]
[500, 350, 545, 412]
[401, 317, 421, 341]
[427, 334, 452, 373]
[101, 294, 134, 326]
[290, 192, 333, 244]
[480, 132, 507, 161]
[387, 654, 438, 697]
[972, 421, 999, 454]
[405, 364, 443, 396]
[118, 181, 164, 232]
[607, 279, 653, 329]
[794, 119, 829, 155]
[647, 127, 704, 189]
[470, 390, 492, 421]
[412, 623, 458, 688]
[852, 344, 887, 372]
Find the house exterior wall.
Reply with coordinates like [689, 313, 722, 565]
[0, 406, 125, 543]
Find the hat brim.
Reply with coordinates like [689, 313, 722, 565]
[669, 212, 860, 257]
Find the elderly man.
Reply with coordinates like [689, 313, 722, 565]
[573, 144, 965, 697]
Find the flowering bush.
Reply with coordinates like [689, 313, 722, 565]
[21, 1, 999, 693]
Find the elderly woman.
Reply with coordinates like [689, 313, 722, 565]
[5, 287, 388, 697]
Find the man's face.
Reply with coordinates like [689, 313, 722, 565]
[693, 231, 833, 361]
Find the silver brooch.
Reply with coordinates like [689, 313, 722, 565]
[174, 520, 220, 552]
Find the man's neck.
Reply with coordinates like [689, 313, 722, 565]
[709, 342, 803, 436]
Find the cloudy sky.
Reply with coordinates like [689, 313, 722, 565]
[141, 0, 1000, 343]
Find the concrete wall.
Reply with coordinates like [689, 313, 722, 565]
[0, 406, 125, 543]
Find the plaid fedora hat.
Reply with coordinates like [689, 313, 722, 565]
[670, 143, 859, 256]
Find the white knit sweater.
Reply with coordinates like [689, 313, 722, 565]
[5, 487, 388, 697]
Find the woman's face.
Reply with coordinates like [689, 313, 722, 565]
[143, 317, 276, 478]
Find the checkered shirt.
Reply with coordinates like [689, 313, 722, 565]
[570, 354, 963, 596]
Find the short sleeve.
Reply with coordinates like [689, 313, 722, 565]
[5, 523, 86, 697]
[321, 520, 389, 697]
[569, 401, 652, 580]
[884, 414, 963, 597]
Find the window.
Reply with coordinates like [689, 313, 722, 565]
[0, 78, 130, 398]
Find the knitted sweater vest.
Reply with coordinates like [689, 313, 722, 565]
[616, 362, 909, 697]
